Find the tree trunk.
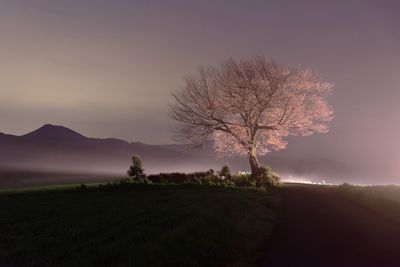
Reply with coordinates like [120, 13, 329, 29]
[249, 151, 260, 178]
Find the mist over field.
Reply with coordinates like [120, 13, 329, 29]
[0, 124, 393, 187]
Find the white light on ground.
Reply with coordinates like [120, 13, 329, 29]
[282, 175, 335, 185]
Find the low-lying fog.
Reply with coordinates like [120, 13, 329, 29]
[1, 125, 398, 188]
[0, 152, 395, 189]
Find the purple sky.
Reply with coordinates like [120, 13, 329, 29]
[1, 0, 400, 182]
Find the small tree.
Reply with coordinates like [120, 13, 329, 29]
[127, 155, 145, 179]
[219, 164, 232, 179]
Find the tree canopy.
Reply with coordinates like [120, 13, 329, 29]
[170, 56, 333, 176]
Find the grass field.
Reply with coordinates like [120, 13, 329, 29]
[338, 184, 400, 223]
[0, 184, 279, 267]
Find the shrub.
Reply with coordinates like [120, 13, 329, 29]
[148, 173, 189, 184]
[127, 155, 146, 179]
[222, 180, 235, 187]
[255, 165, 281, 188]
[147, 170, 219, 185]
[249, 180, 257, 188]
[147, 174, 164, 183]
[232, 171, 252, 187]
[142, 178, 153, 185]
[219, 164, 232, 179]
[229, 167, 280, 188]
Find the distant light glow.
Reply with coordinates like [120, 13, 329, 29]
[282, 175, 335, 185]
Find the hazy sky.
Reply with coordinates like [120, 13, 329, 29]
[1, 0, 400, 181]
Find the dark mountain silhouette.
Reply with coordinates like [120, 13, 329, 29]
[0, 124, 194, 174]
[22, 124, 87, 142]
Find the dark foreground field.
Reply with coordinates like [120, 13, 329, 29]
[263, 185, 400, 267]
[0, 184, 279, 267]
[4, 182, 400, 267]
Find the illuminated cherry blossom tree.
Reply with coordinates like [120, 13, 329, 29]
[170, 56, 333, 177]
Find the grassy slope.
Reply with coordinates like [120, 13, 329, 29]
[0, 184, 279, 267]
[338, 184, 400, 223]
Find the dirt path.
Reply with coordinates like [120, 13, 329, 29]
[262, 184, 400, 267]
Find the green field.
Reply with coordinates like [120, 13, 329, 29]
[0, 184, 279, 267]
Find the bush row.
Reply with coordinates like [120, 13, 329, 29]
[140, 168, 280, 188]
[73, 168, 280, 193]
[126, 156, 280, 189]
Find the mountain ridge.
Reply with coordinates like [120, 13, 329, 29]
[0, 124, 194, 174]
[21, 124, 87, 143]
